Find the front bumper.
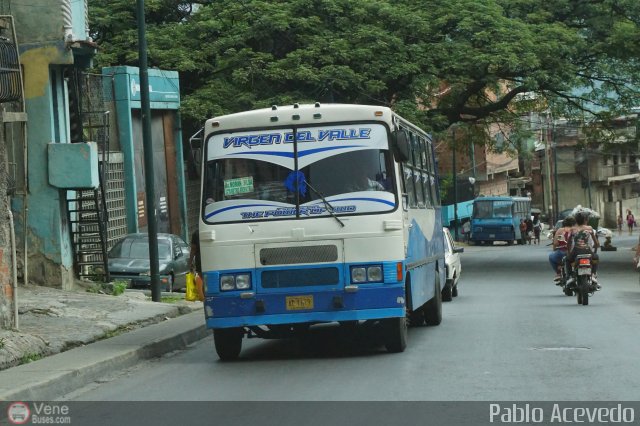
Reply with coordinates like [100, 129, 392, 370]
[204, 285, 405, 329]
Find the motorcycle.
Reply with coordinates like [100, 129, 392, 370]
[558, 253, 598, 305]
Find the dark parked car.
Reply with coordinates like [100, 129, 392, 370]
[107, 233, 191, 292]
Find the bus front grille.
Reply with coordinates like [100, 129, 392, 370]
[259, 245, 338, 265]
[261, 267, 339, 288]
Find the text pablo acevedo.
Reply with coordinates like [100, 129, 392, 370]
[489, 403, 634, 423]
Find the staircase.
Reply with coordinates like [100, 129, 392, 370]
[67, 189, 110, 281]
[66, 70, 112, 281]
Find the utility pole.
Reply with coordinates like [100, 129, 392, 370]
[585, 147, 592, 209]
[545, 114, 554, 224]
[137, 0, 161, 302]
[452, 127, 459, 241]
[552, 120, 559, 224]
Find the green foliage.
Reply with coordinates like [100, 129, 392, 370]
[85, 280, 129, 296]
[439, 174, 453, 202]
[112, 281, 128, 296]
[89, 0, 640, 141]
[160, 296, 184, 304]
[20, 353, 42, 364]
[0, 337, 5, 350]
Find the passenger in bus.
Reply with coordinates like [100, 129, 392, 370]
[255, 162, 286, 201]
[347, 169, 385, 192]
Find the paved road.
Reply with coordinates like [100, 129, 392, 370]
[60, 234, 640, 401]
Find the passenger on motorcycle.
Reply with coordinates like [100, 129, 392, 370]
[567, 212, 600, 288]
[549, 216, 576, 282]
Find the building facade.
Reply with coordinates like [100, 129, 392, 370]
[533, 115, 639, 228]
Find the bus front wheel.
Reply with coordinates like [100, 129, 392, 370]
[213, 328, 243, 361]
[383, 317, 407, 353]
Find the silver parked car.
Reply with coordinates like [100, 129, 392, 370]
[442, 227, 463, 301]
[107, 233, 191, 292]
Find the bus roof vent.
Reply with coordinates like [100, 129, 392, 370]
[293, 103, 299, 108]
[271, 105, 277, 110]
[314, 102, 321, 108]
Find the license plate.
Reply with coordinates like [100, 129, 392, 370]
[578, 268, 592, 275]
[286, 295, 314, 310]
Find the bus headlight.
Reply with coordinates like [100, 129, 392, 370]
[220, 275, 236, 291]
[220, 273, 252, 291]
[367, 266, 383, 282]
[235, 274, 251, 290]
[350, 265, 383, 283]
[351, 267, 367, 283]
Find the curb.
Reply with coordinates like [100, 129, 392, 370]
[0, 312, 209, 401]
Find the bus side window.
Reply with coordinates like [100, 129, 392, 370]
[411, 133, 425, 208]
[403, 164, 417, 209]
[401, 129, 417, 209]
[419, 136, 433, 207]
[426, 140, 439, 206]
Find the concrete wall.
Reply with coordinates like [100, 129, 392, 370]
[478, 174, 509, 196]
[0, 128, 13, 327]
[8, 1, 93, 289]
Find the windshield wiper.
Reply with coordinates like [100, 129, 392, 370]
[304, 180, 345, 227]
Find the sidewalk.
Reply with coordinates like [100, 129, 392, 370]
[0, 284, 208, 400]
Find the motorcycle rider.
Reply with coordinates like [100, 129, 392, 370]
[549, 216, 575, 283]
[566, 211, 600, 289]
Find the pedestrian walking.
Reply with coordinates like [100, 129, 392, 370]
[634, 234, 640, 270]
[189, 230, 205, 301]
[533, 216, 542, 245]
[462, 220, 471, 243]
[627, 210, 635, 235]
[189, 230, 201, 275]
[519, 219, 527, 245]
[525, 217, 533, 244]
[617, 214, 623, 235]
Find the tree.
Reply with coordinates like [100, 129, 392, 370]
[89, 0, 640, 139]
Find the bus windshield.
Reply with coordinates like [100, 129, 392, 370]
[473, 200, 513, 219]
[203, 124, 396, 223]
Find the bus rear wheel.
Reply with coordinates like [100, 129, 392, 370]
[383, 317, 407, 353]
[442, 279, 453, 302]
[424, 276, 443, 326]
[213, 328, 243, 361]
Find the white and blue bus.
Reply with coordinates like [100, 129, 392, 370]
[198, 103, 445, 360]
[470, 196, 531, 245]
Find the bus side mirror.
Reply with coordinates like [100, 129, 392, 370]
[391, 129, 410, 163]
[188, 127, 204, 179]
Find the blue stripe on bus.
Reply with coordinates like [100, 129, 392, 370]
[205, 261, 404, 295]
[297, 145, 363, 157]
[204, 286, 405, 328]
[204, 202, 283, 219]
[229, 151, 294, 158]
[205, 198, 395, 219]
[225, 145, 362, 159]
[307, 197, 395, 207]
[403, 217, 444, 310]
